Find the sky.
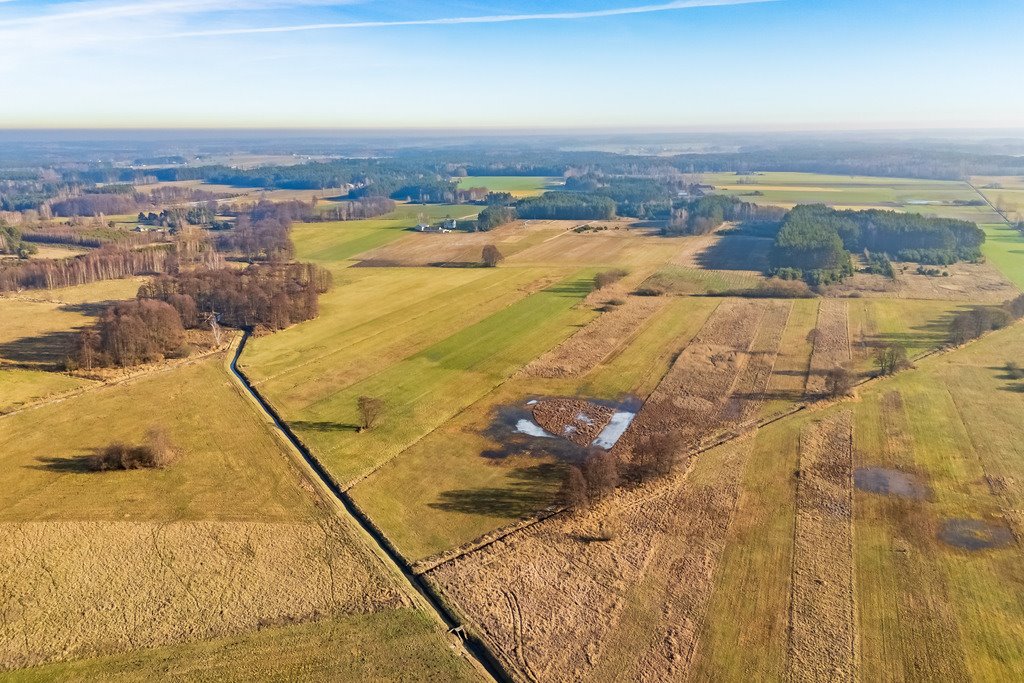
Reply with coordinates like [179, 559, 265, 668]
[0, 0, 1022, 129]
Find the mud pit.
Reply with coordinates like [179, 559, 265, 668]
[484, 397, 640, 460]
[854, 467, 928, 499]
[938, 518, 1015, 550]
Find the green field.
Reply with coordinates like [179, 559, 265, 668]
[294, 204, 478, 266]
[703, 171, 1003, 223]
[351, 296, 721, 560]
[456, 176, 557, 197]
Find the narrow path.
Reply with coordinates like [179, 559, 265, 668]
[227, 330, 509, 683]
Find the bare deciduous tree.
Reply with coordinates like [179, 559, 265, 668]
[636, 433, 680, 482]
[481, 244, 504, 268]
[824, 365, 855, 398]
[583, 449, 620, 500]
[562, 465, 589, 513]
[357, 395, 385, 432]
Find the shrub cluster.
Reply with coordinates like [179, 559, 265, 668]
[88, 427, 178, 471]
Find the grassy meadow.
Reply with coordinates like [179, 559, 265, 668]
[456, 175, 556, 197]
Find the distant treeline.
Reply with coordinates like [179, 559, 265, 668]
[0, 245, 170, 291]
[320, 196, 396, 221]
[21, 228, 163, 249]
[770, 204, 986, 285]
[50, 186, 224, 218]
[515, 192, 617, 220]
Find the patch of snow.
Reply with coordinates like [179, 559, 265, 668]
[591, 411, 637, 449]
[515, 419, 555, 438]
[575, 412, 593, 425]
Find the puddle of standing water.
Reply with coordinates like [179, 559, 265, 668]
[591, 411, 637, 449]
[938, 518, 1014, 551]
[854, 467, 928, 499]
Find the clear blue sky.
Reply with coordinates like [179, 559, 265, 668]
[1, 0, 1021, 129]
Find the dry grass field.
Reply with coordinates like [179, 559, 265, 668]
[0, 355, 475, 679]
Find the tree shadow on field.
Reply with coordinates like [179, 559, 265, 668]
[58, 301, 109, 316]
[30, 448, 105, 474]
[290, 420, 360, 432]
[428, 463, 561, 518]
[695, 234, 772, 272]
[0, 330, 77, 368]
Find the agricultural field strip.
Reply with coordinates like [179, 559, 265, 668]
[590, 441, 755, 681]
[806, 299, 852, 395]
[517, 296, 668, 380]
[423, 300, 787, 681]
[226, 334, 503, 683]
[786, 412, 857, 683]
[944, 385, 1023, 543]
[322, 271, 596, 488]
[250, 268, 549, 389]
[853, 391, 973, 681]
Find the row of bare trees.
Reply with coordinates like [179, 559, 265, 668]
[0, 245, 171, 291]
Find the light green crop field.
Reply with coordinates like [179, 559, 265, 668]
[456, 176, 556, 197]
[691, 320, 1024, 681]
[848, 298, 965, 369]
[244, 270, 597, 489]
[980, 222, 1024, 289]
[7, 610, 477, 683]
[293, 204, 479, 266]
[703, 171, 995, 221]
[351, 296, 721, 561]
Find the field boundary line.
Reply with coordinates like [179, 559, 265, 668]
[226, 330, 510, 683]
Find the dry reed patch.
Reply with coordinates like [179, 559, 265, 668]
[0, 520, 404, 672]
[788, 411, 857, 683]
[806, 299, 851, 395]
[426, 474, 685, 682]
[593, 442, 754, 681]
[518, 296, 666, 379]
[614, 299, 768, 455]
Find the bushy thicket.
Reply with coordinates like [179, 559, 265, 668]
[665, 195, 785, 235]
[88, 427, 178, 471]
[515, 192, 616, 220]
[72, 299, 187, 368]
[140, 262, 332, 330]
[0, 224, 36, 258]
[948, 294, 1024, 346]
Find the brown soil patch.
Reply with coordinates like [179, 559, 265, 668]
[531, 399, 615, 447]
[0, 520, 404, 672]
[518, 296, 665, 379]
[788, 411, 857, 683]
[806, 299, 851, 395]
